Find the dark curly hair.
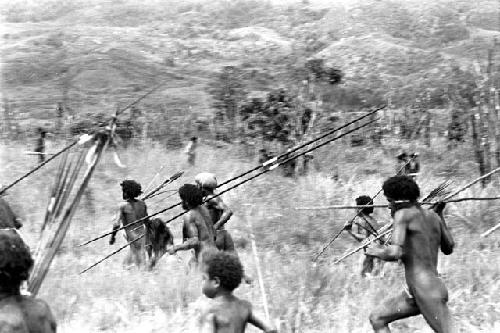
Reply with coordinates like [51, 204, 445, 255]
[355, 195, 374, 215]
[178, 184, 203, 207]
[121, 180, 142, 199]
[0, 230, 33, 286]
[382, 176, 420, 202]
[204, 251, 243, 291]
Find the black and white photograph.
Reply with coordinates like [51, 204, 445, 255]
[1, 0, 499, 332]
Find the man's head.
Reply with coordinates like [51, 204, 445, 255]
[355, 195, 373, 215]
[382, 176, 420, 202]
[190, 136, 198, 142]
[397, 152, 407, 161]
[194, 173, 217, 195]
[120, 180, 142, 200]
[38, 127, 47, 138]
[178, 184, 203, 210]
[0, 229, 33, 289]
[201, 251, 243, 298]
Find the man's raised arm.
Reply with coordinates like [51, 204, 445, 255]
[209, 197, 233, 230]
[434, 203, 454, 255]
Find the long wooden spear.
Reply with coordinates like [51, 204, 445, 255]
[29, 132, 111, 295]
[79, 119, 377, 272]
[78, 108, 384, 247]
[311, 155, 417, 262]
[296, 196, 500, 210]
[1, 83, 164, 196]
[333, 167, 500, 264]
[0, 140, 79, 196]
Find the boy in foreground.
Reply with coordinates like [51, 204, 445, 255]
[365, 176, 455, 333]
[0, 229, 57, 333]
[199, 251, 276, 333]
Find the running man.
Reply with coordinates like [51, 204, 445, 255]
[365, 176, 454, 333]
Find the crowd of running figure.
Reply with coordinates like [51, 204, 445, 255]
[1, 168, 455, 332]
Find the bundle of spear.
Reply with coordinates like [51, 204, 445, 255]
[28, 130, 112, 296]
[79, 106, 385, 273]
[333, 166, 500, 265]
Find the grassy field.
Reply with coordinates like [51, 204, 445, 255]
[1, 138, 499, 333]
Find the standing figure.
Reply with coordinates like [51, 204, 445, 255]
[195, 173, 253, 284]
[365, 176, 454, 333]
[0, 229, 57, 333]
[109, 180, 148, 269]
[168, 184, 216, 268]
[34, 128, 47, 163]
[345, 195, 384, 277]
[199, 251, 276, 333]
[395, 152, 408, 175]
[194, 173, 234, 251]
[405, 153, 420, 181]
[185, 137, 198, 166]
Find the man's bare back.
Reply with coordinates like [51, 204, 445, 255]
[366, 176, 454, 333]
[199, 251, 275, 333]
[119, 200, 148, 239]
[182, 205, 216, 260]
[200, 295, 272, 333]
[0, 295, 56, 333]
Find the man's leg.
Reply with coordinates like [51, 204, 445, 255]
[369, 291, 420, 333]
[413, 281, 452, 333]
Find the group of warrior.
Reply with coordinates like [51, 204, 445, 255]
[1, 164, 455, 332]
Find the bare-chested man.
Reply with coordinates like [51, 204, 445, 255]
[345, 195, 384, 277]
[168, 184, 216, 266]
[199, 251, 276, 333]
[194, 173, 234, 252]
[109, 180, 148, 268]
[0, 229, 56, 333]
[365, 176, 455, 333]
[195, 173, 252, 283]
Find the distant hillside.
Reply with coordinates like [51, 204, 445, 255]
[1, 0, 499, 131]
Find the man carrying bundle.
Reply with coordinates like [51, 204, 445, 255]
[365, 176, 454, 333]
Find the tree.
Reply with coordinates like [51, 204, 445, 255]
[206, 66, 248, 142]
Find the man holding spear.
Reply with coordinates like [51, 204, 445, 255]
[365, 176, 454, 333]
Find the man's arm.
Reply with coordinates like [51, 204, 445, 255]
[365, 211, 407, 261]
[209, 197, 233, 230]
[433, 202, 454, 255]
[109, 206, 124, 245]
[248, 306, 277, 333]
[170, 216, 199, 254]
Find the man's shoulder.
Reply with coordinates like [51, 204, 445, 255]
[231, 296, 252, 312]
[0, 296, 52, 332]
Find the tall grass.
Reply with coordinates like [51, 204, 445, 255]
[1, 140, 499, 332]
